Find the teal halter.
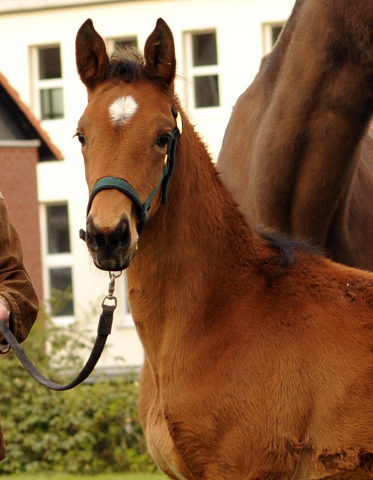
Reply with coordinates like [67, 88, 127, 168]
[80, 107, 182, 239]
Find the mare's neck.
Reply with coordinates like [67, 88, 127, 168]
[243, 0, 373, 246]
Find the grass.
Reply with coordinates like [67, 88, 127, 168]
[2, 474, 167, 480]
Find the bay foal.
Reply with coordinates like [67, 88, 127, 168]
[76, 18, 373, 480]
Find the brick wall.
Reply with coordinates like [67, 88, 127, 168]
[0, 146, 43, 301]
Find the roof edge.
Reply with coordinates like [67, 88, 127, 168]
[0, 71, 63, 161]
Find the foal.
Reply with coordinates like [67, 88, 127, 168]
[76, 18, 373, 480]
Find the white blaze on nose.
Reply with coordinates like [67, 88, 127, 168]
[109, 95, 138, 126]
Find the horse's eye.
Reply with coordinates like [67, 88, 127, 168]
[74, 132, 86, 146]
[156, 133, 171, 149]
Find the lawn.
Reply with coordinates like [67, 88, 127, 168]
[4, 474, 167, 480]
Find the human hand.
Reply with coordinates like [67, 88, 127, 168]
[0, 297, 10, 352]
[0, 297, 9, 326]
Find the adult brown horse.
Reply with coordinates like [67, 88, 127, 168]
[217, 0, 373, 271]
[76, 18, 373, 480]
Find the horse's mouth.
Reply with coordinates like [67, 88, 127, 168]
[91, 248, 136, 271]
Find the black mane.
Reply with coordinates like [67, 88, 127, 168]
[259, 229, 324, 268]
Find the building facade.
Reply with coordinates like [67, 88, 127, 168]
[0, 70, 61, 301]
[0, 0, 295, 370]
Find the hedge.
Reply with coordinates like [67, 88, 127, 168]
[0, 312, 156, 474]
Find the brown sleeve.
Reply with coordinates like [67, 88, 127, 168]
[0, 198, 39, 348]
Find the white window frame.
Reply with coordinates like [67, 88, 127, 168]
[262, 22, 285, 54]
[105, 36, 138, 55]
[29, 44, 65, 123]
[40, 202, 73, 326]
[183, 29, 221, 112]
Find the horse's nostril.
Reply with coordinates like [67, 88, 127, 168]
[111, 216, 131, 250]
[86, 215, 131, 254]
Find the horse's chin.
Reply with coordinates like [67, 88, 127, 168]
[91, 248, 136, 272]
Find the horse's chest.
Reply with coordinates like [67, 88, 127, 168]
[145, 407, 192, 480]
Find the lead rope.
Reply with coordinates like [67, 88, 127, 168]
[0, 272, 120, 391]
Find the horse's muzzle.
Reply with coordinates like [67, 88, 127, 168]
[86, 214, 136, 271]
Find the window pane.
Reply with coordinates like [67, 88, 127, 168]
[192, 33, 217, 66]
[49, 267, 74, 316]
[38, 47, 62, 79]
[47, 204, 71, 254]
[40, 87, 64, 120]
[194, 75, 219, 108]
[271, 26, 283, 47]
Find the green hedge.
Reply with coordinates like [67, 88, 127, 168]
[0, 313, 156, 474]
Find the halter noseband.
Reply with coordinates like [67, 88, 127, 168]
[79, 107, 182, 241]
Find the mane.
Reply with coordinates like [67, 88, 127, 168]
[258, 228, 324, 268]
[107, 47, 146, 83]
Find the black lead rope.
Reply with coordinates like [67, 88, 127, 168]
[0, 273, 119, 391]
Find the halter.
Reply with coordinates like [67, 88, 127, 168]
[80, 106, 182, 240]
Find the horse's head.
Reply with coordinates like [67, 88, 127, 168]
[75, 18, 180, 271]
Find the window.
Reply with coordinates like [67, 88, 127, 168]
[263, 23, 285, 54]
[30, 45, 64, 120]
[42, 203, 73, 322]
[49, 267, 74, 316]
[184, 30, 220, 109]
[106, 36, 138, 54]
[47, 204, 70, 254]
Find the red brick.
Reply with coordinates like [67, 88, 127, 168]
[0, 146, 43, 301]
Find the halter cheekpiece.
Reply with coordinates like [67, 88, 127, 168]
[79, 106, 182, 241]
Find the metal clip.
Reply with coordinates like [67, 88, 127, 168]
[101, 271, 121, 308]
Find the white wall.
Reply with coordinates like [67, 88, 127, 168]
[0, 0, 295, 369]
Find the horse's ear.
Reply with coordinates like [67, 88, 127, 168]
[76, 19, 109, 92]
[144, 18, 176, 90]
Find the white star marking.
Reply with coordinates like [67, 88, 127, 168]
[109, 95, 138, 126]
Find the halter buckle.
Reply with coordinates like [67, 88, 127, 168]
[101, 271, 121, 308]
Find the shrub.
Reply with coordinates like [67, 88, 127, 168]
[0, 312, 155, 474]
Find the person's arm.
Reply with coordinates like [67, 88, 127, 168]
[0, 197, 39, 353]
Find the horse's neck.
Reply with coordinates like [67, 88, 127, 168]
[127, 118, 260, 361]
[237, 0, 373, 247]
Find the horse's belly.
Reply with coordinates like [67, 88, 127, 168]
[145, 410, 192, 480]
